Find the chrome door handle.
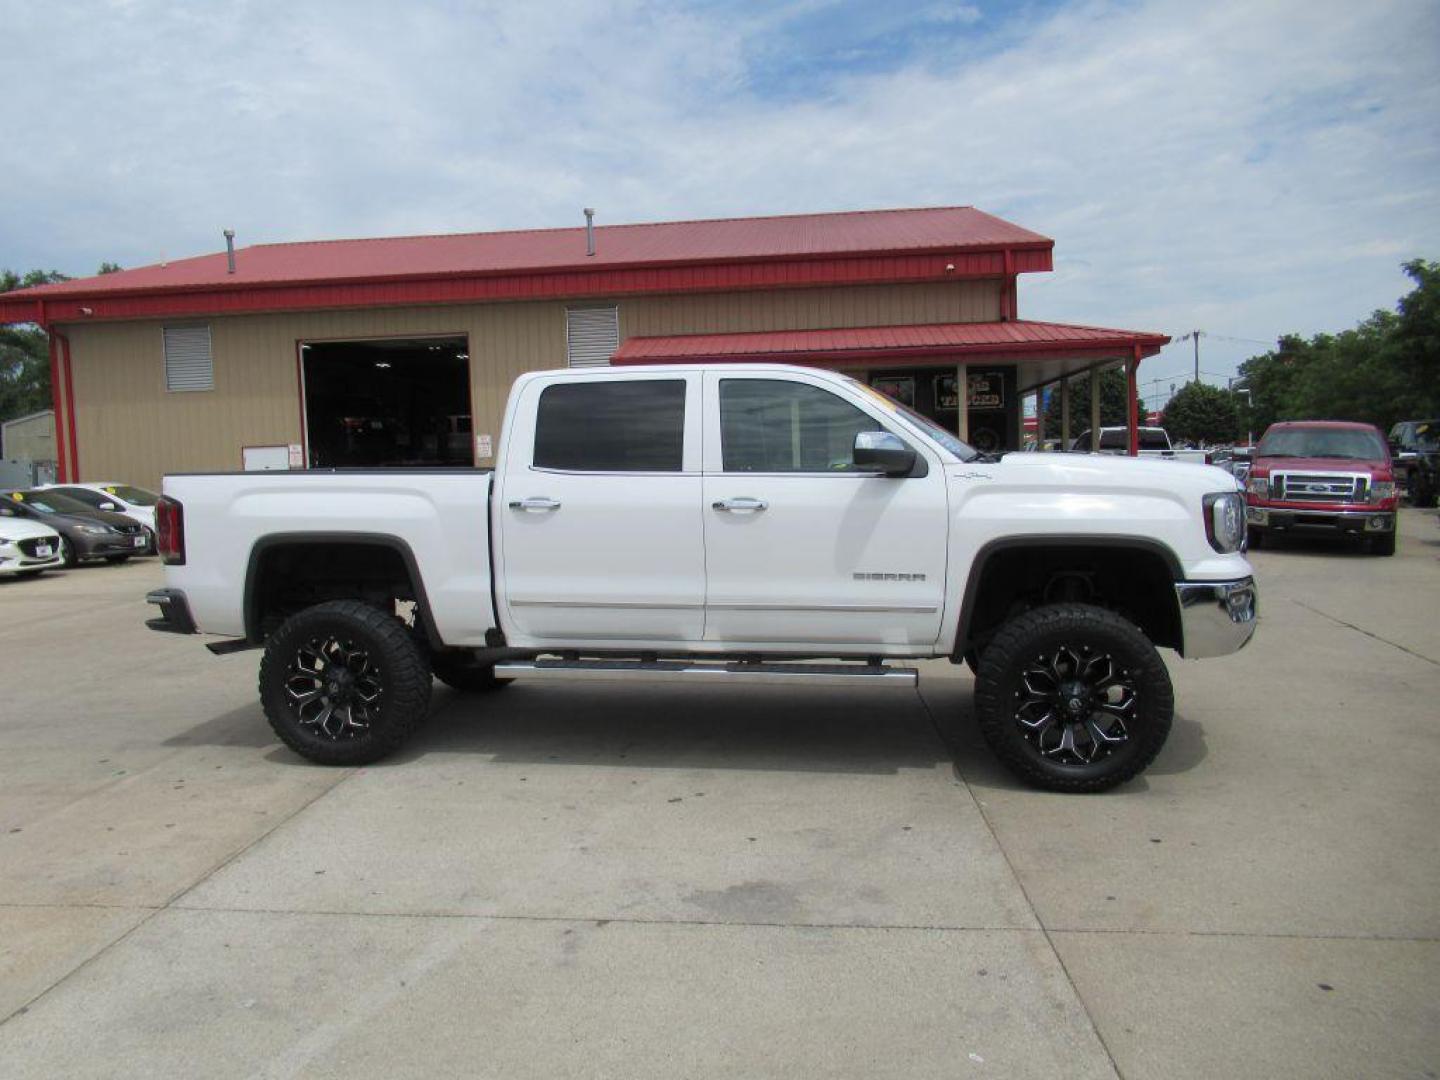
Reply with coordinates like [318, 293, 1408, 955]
[509, 496, 562, 512]
[712, 497, 768, 513]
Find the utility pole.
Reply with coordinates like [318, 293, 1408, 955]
[1192, 330, 1201, 384]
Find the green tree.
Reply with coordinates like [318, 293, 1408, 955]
[1235, 260, 1439, 435]
[0, 268, 69, 293]
[97, 261, 122, 275]
[1, 269, 71, 421]
[1160, 381, 1239, 445]
[1041, 369, 1142, 441]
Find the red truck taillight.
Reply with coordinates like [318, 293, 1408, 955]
[155, 496, 185, 565]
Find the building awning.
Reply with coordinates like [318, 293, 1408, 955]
[611, 319, 1169, 393]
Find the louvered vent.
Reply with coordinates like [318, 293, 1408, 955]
[163, 325, 214, 391]
[565, 306, 619, 368]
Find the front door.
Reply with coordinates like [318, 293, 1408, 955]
[700, 371, 949, 650]
[495, 371, 704, 645]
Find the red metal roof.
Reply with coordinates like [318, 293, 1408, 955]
[611, 319, 1170, 365]
[0, 207, 1053, 325]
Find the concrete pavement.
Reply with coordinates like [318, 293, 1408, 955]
[1, 510, 1438, 1077]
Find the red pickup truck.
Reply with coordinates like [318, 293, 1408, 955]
[1245, 421, 1398, 555]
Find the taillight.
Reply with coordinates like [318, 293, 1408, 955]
[155, 496, 185, 565]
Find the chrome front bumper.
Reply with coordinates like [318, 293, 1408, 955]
[1175, 577, 1258, 659]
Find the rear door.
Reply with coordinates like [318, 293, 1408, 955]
[494, 371, 705, 646]
[700, 371, 949, 650]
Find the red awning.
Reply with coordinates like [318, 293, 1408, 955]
[611, 319, 1169, 392]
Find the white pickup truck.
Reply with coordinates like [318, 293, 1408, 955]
[147, 364, 1257, 792]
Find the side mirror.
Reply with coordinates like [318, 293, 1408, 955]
[99, 502, 119, 511]
[853, 431, 916, 477]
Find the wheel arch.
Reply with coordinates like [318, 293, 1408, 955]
[243, 532, 442, 649]
[955, 534, 1184, 657]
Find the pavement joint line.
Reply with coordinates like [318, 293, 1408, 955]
[161, 904, 1040, 932]
[7, 900, 1436, 944]
[913, 684, 1125, 1080]
[1291, 598, 1440, 667]
[0, 763, 357, 1031]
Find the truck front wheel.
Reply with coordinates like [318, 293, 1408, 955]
[973, 604, 1174, 793]
[259, 600, 432, 766]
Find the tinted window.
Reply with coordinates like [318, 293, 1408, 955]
[720, 379, 883, 473]
[1139, 430, 1172, 450]
[103, 485, 158, 505]
[533, 379, 685, 472]
[53, 488, 107, 508]
[1256, 427, 1387, 460]
[1099, 430, 1125, 449]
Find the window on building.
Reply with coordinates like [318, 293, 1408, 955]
[565, 306, 619, 367]
[162, 325, 214, 392]
[534, 379, 685, 471]
[720, 379, 883, 473]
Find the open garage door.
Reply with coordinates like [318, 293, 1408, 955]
[301, 337, 472, 468]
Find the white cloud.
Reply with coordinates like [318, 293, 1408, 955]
[2, 0, 1437, 394]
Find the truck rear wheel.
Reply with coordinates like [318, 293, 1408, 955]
[430, 651, 513, 692]
[973, 604, 1173, 793]
[259, 600, 432, 766]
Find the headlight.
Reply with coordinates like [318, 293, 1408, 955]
[1246, 476, 1269, 496]
[1371, 481, 1396, 501]
[76, 524, 114, 535]
[1204, 491, 1246, 553]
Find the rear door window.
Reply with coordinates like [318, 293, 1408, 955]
[533, 379, 686, 472]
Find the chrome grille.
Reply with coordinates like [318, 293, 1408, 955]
[1274, 472, 1367, 504]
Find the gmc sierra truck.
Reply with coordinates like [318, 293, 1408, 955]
[146, 364, 1257, 792]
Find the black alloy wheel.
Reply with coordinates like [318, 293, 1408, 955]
[1013, 644, 1135, 765]
[260, 600, 431, 765]
[974, 604, 1173, 793]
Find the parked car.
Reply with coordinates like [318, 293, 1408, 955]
[146, 363, 1257, 793]
[0, 507, 63, 578]
[39, 482, 159, 535]
[1066, 426, 1210, 463]
[1, 489, 152, 566]
[1209, 446, 1253, 486]
[1244, 421, 1398, 554]
[1387, 420, 1439, 508]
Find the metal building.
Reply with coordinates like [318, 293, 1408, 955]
[0, 207, 1168, 488]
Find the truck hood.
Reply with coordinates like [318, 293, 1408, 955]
[1248, 455, 1386, 475]
[952, 451, 1239, 499]
[0, 518, 61, 543]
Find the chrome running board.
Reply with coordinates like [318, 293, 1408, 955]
[492, 658, 918, 687]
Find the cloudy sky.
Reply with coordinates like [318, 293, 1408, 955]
[3, 0, 1438, 405]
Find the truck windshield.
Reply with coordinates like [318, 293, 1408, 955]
[845, 378, 979, 462]
[1256, 428, 1386, 460]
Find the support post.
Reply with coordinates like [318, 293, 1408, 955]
[1127, 346, 1142, 457]
[1090, 368, 1101, 451]
[1060, 376, 1071, 448]
[955, 363, 968, 442]
[46, 317, 68, 483]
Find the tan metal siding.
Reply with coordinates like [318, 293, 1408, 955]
[64, 280, 1000, 489]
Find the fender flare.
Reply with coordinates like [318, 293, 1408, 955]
[242, 531, 443, 649]
[954, 533, 1184, 656]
